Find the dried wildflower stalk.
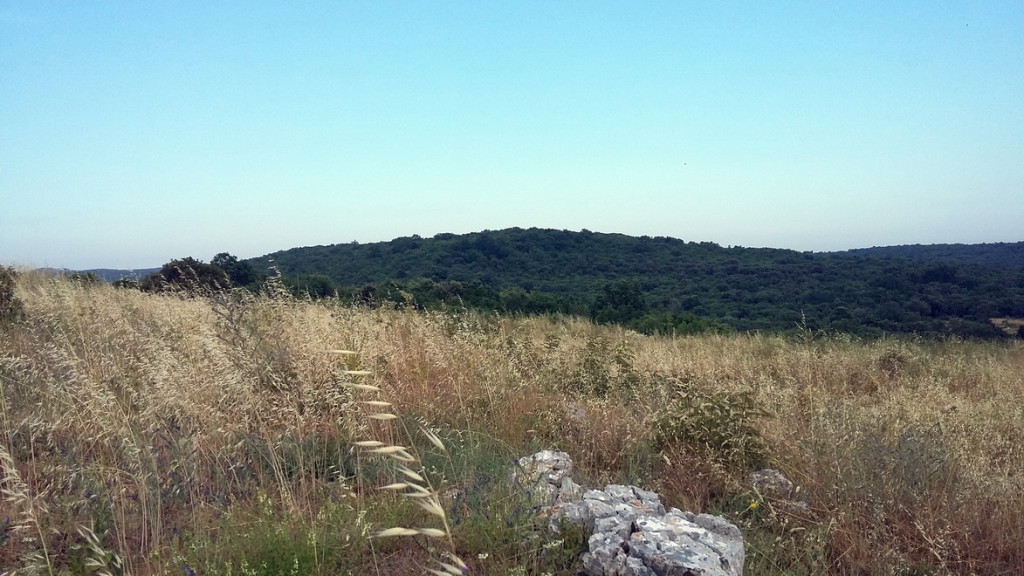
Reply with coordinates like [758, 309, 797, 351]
[331, 351, 467, 575]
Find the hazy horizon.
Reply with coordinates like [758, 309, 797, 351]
[13, 228, 1024, 272]
[18, 227, 1022, 274]
[3, 2, 1022, 270]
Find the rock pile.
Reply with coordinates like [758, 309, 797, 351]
[749, 468, 794, 499]
[749, 468, 809, 514]
[512, 450, 585, 506]
[514, 451, 744, 576]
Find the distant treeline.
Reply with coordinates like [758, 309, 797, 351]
[840, 242, 1024, 270]
[118, 228, 1024, 339]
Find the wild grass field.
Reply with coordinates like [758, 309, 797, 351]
[1, 271, 1022, 575]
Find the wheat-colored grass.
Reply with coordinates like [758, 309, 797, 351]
[1, 272, 1021, 574]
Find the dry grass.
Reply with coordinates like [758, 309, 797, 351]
[990, 317, 1024, 336]
[1, 272, 1022, 574]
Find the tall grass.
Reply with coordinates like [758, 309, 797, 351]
[0, 271, 1022, 574]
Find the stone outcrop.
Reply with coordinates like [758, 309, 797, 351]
[749, 468, 794, 499]
[512, 450, 585, 506]
[514, 451, 745, 576]
[749, 468, 809, 514]
[554, 485, 745, 576]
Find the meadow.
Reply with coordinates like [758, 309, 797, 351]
[1, 271, 1022, 575]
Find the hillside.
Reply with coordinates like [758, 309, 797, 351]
[83, 267, 160, 282]
[838, 242, 1024, 270]
[2, 273, 1022, 574]
[38, 268, 160, 283]
[247, 228, 1024, 338]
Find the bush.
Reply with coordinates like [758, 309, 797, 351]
[141, 257, 231, 295]
[654, 377, 768, 471]
[0, 266, 25, 324]
[66, 271, 101, 285]
[212, 252, 258, 287]
[112, 278, 141, 290]
[560, 337, 644, 398]
[288, 274, 336, 299]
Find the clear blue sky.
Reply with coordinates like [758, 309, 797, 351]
[2, 1, 1022, 270]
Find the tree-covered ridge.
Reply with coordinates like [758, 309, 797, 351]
[245, 228, 1024, 339]
[837, 242, 1024, 270]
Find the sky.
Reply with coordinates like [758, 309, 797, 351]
[2, 2, 1022, 270]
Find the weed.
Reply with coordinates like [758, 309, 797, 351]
[653, 376, 768, 471]
[331, 350, 468, 575]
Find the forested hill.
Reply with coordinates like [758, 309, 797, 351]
[837, 242, 1024, 270]
[247, 228, 1024, 338]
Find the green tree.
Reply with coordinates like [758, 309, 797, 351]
[142, 257, 231, 295]
[290, 274, 336, 299]
[630, 311, 719, 336]
[500, 286, 530, 313]
[590, 279, 648, 325]
[353, 284, 379, 307]
[212, 252, 258, 287]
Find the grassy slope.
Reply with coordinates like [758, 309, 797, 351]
[1, 274, 1023, 574]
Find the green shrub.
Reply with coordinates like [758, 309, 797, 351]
[654, 377, 768, 470]
[560, 337, 644, 398]
[141, 257, 231, 295]
[66, 271, 101, 285]
[0, 266, 25, 324]
[172, 493, 367, 576]
[112, 277, 141, 290]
